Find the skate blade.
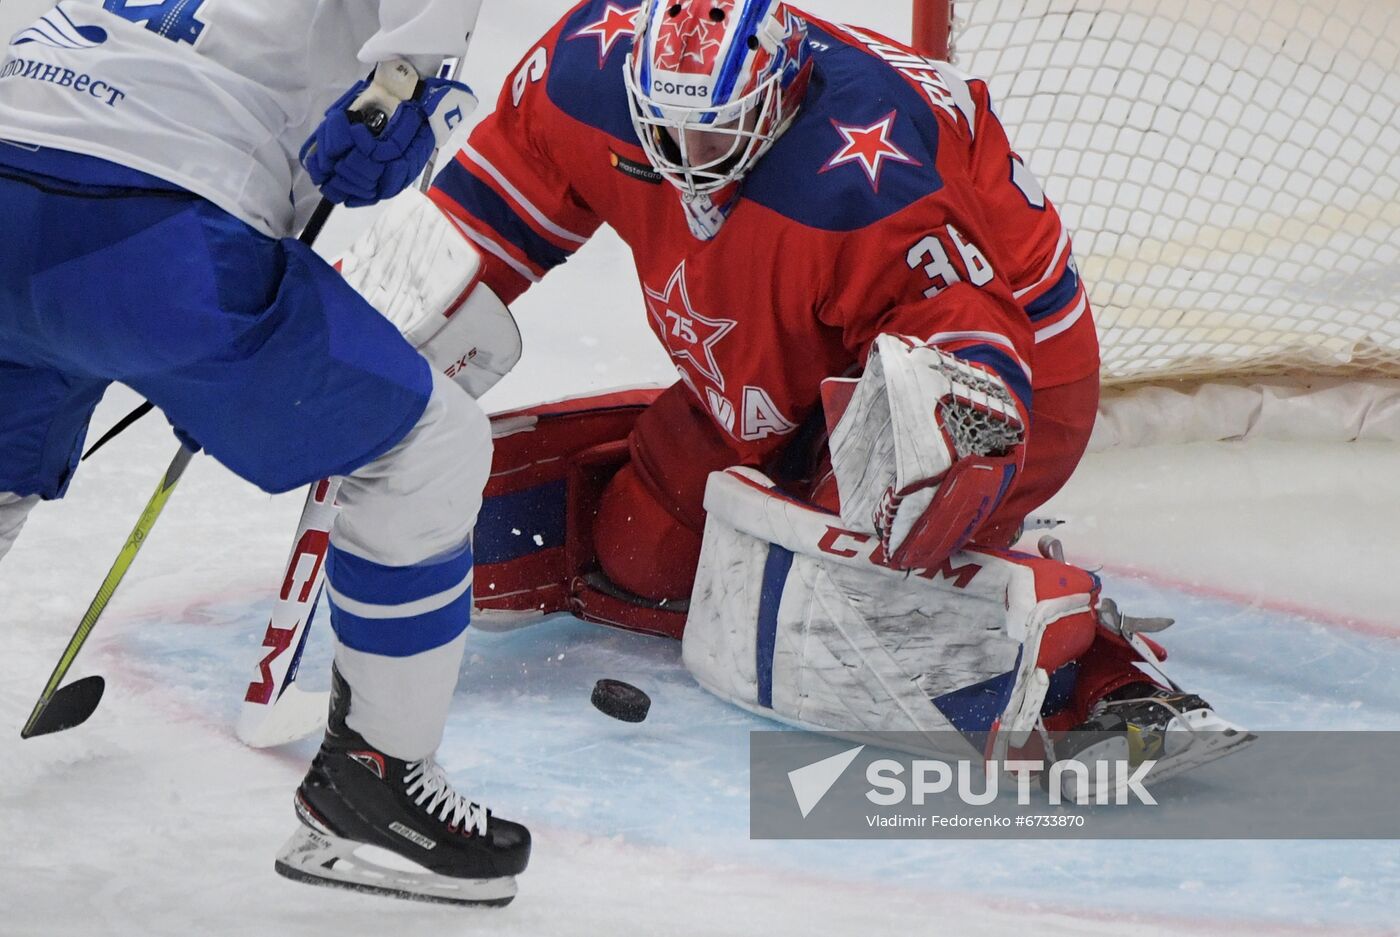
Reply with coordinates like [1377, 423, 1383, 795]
[274, 825, 516, 907]
[1058, 726, 1257, 802]
[1143, 726, 1258, 788]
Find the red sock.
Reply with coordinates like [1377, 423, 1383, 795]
[1043, 630, 1164, 731]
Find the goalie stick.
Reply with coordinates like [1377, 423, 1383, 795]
[237, 56, 469, 748]
[235, 478, 342, 747]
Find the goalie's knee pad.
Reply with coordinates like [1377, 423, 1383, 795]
[628, 381, 748, 534]
[682, 467, 1099, 753]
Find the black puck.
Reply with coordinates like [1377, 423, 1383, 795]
[591, 679, 651, 723]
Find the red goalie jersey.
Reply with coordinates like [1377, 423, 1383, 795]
[431, 0, 1100, 598]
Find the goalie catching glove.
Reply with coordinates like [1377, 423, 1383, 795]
[303, 59, 477, 207]
[827, 334, 1027, 570]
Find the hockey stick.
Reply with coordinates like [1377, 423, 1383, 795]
[235, 477, 341, 747]
[20, 199, 335, 740]
[81, 401, 155, 461]
[236, 59, 467, 748]
[21, 446, 195, 738]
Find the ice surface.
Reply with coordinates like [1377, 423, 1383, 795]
[3, 2, 1400, 935]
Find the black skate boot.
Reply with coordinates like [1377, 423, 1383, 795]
[1051, 682, 1255, 801]
[274, 668, 530, 906]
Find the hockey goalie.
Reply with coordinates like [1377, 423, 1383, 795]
[351, 0, 1253, 794]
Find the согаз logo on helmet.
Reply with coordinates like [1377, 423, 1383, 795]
[653, 80, 710, 98]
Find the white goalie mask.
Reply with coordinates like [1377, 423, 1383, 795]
[624, 0, 814, 200]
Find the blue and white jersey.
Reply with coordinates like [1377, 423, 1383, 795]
[0, 1, 480, 237]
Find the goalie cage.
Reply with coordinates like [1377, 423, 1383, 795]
[910, 0, 1400, 448]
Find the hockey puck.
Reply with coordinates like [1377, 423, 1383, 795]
[591, 679, 651, 723]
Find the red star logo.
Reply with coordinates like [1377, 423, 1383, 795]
[643, 260, 737, 390]
[655, 0, 734, 74]
[774, 6, 806, 71]
[820, 111, 922, 192]
[573, 3, 637, 68]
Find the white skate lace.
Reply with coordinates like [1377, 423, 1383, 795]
[403, 759, 489, 836]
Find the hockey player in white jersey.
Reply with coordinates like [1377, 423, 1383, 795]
[0, 1, 529, 905]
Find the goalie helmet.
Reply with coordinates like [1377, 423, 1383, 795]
[624, 0, 813, 200]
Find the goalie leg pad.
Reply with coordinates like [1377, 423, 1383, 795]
[473, 388, 661, 619]
[474, 384, 737, 639]
[682, 467, 1099, 752]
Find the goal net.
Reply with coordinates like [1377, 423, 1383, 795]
[915, 0, 1400, 442]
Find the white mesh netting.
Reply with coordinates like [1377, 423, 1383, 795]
[950, 0, 1400, 386]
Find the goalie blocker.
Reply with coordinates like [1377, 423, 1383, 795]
[336, 187, 522, 398]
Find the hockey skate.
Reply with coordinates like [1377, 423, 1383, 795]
[274, 668, 530, 906]
[1052, 682, 1256, 802]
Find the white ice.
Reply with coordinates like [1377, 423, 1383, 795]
[3, 2, 1399, 935]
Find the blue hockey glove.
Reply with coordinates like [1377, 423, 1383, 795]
[301, 65, 476, 207]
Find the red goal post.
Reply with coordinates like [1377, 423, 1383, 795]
[911, 0, 952, 60]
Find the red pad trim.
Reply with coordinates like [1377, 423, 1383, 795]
[568, 577, 687, 640]
[476, 547, 568, 612]
[475, 389, 663, 624]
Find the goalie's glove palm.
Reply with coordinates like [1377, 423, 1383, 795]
[302, 74, 476, 207]
[875, 377, 1025, 567]
[828, 334, 1028, 570]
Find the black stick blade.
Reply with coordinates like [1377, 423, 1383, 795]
[21, 676, 106, 739]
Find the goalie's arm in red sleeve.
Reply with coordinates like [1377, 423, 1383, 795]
[817, 166, 1041, 568]
[827, 213, 1038, 423]
[427, 18, 604, 304]
[823, 68, 1103, 418]
[962, 75, 1099, 386]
